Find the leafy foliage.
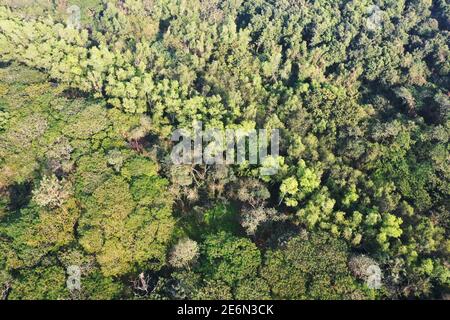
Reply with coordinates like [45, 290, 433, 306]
[0, 0, 448, 300]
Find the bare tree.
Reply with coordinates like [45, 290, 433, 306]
[131, 273, 151, 297]
[1, 281, 11, 300]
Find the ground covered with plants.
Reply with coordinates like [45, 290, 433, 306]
[0, 0, 449, 299]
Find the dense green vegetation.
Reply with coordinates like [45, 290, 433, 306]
[0, 0, 448, 300]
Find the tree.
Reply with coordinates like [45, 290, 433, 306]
[198, 232, 261, 286]
[7, 265, 69, 300]
[32, 175, 72, 209]
[240, 207, 280, 236]
[0, 0, 448, 300]
[78, 168, 174, 277]
[261, 232, 368, 299]
[348, 255, 381, 282]
[194, 280, 233, 300]
[168, 238, 199, 269]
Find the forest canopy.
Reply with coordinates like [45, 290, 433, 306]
[0, 0, 449, 300]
